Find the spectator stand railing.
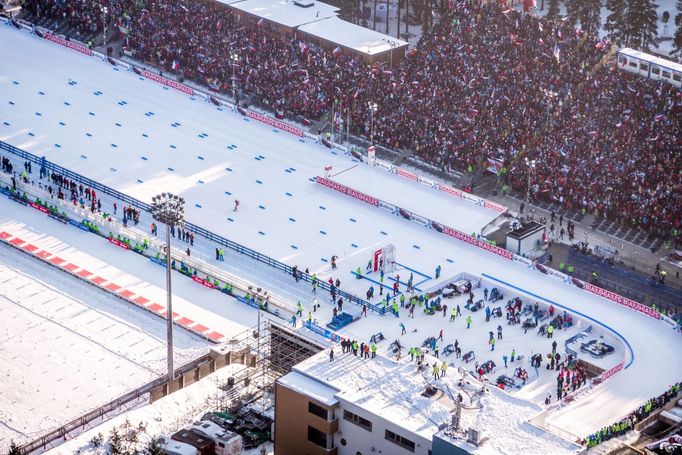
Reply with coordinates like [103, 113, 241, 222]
[0, 167, 299, 328]
[0, 140, 381, 316]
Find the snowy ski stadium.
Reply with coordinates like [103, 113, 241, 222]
[1, 1, 682, 454]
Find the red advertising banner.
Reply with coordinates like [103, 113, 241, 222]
[442, 225, 513, 260]
[108, 238, 130, 250]
[440, 184, 463, 198]
[138, 69, 194, 95]
[43, 33, 93, 56]
[484, 200, 508, 213]
[29, 202, 49, 214]
[246, 111, 304, 137]
[316, 177, 380, 207]
[583, 283, 660, 319]
[395, 167, 418, 181]
[192, 275, 215, 289]
[599, 362, 624, 382]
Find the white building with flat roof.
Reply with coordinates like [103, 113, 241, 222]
[274, 349, 583, 455]
[298, 16, 408, 65]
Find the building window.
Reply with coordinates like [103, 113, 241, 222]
[343, 410, 372, 431]
[385, 429, 416, 452]
[308, 402, 329, 420]
[307, 426, 327, 448]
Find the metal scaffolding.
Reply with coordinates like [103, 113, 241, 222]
[213, 319, 327, 414]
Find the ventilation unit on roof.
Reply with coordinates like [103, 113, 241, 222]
[467, 428, 480, 446]
[294, 0, 315, 7]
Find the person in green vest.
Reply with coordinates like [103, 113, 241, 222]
[400, 294, 406, 307]
[567, 265, 574, 274]
[559, 262, 565, 272]
[466, 315, 472, 329]
[371, 343, 377, 358]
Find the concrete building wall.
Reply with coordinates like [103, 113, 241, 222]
[274, 382, 339, 455]
[336, 401, 432, 455]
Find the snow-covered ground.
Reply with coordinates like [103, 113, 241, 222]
[0, 242, 210, 449]
[1, 23, 681, 448]
[0, 201, 260, 341]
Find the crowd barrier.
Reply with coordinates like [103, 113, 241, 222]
[303, 320, 341, 343]
[0, 140, 378, 319]
[370, 157, 508, 214]
[316, 176, 513, 261]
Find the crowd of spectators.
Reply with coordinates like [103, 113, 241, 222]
[22, 0, 137, 43]
[18, 0, 682, 244]
[582, 382, 681, 448]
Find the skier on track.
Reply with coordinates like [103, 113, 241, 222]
[233, 199, 240, 212]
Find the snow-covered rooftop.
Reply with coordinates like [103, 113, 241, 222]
[229, 0, 339, 28]
[290, 350, 581, 453]
[277, 371, 338, 407]
[298, 16, 408, 55]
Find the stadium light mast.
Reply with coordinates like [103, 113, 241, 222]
[231, 53, 240, 109]
[368, 101, 378, 145]
[100, 6, 108, 48]
[151, 192, 185, 382]
[525, 157, 536, 206]
[384, 38, 398, 68]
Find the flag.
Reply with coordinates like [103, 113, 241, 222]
[538, 22, 543, 32]
[257, 18, 264, 26]
[332, 46, 342, 56]
[171, 60, 179, 70]
[553, 44, 560, 62]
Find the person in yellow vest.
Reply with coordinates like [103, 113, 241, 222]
[440, 361, 448, 378]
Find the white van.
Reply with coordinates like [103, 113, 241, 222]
[157, 436, 198, 455]
[191, 421, 243, 455]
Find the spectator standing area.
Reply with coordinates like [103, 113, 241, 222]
[1, 18, 682, 452]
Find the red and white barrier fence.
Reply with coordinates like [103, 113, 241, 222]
[372, 158, 508, 214]
[317, 176, 513, 261]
